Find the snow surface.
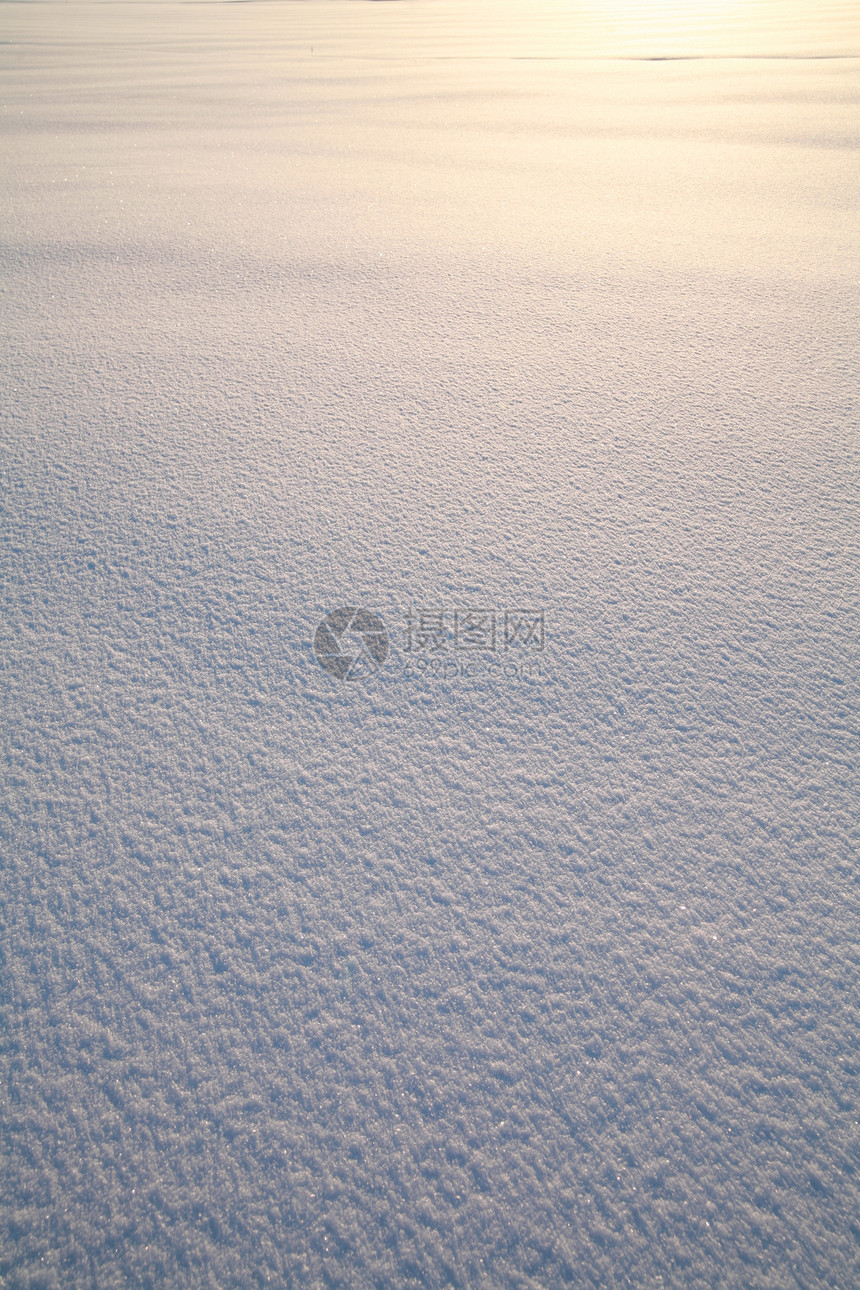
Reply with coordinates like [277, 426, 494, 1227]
[2, 1, 859, 1286]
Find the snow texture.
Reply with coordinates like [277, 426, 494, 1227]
[2, 2, 859, 1287]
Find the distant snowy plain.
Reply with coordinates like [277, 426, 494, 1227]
[2, 2, 859, 1286]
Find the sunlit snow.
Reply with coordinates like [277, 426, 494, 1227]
[2, 1, 858, 1286]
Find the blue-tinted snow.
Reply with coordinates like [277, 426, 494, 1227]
[2, 2, 859, 1286]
